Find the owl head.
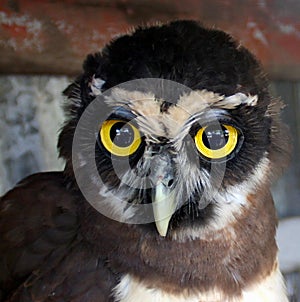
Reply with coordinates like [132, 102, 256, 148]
[58, 20, 290, 238]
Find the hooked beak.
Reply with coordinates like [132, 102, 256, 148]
[152, 182, 176, 236]
[149, 153, 176, 237]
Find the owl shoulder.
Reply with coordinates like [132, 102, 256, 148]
[0, 172, 79, 300]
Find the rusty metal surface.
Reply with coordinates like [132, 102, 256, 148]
[0, 0, 300, 79]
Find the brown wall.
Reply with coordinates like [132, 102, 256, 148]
[1, 0, 300, 79]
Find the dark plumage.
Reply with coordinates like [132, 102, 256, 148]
[0, 20, 290, 301]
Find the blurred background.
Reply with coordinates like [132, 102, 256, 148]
[0, 0, 299, 300]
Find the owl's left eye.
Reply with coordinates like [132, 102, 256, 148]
[100, 120, 142, 156]
[194, 124, 240, 160]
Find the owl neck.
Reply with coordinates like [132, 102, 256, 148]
[78, 187, 278, 297]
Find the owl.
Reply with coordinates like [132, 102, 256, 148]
[0, 20, 290, 302]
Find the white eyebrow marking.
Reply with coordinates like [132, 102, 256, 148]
[103, 88, 259, 140]
[222, 93, 258, 108]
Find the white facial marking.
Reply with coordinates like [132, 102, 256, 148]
[171, 155, 270, 242]
[222, 93, 258, 108]
[98, 88, 263, 233]
[105, 88, 156, 109]
[104, 89, 259, 141]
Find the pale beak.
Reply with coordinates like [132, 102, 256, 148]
[148, 150, 176, 237]
[152, 182, 177, 236]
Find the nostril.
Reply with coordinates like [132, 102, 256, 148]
[167, 179, 174, 187]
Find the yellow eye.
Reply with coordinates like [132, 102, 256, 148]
[100, 120, 142, 156]
[194, 124, 239, 159]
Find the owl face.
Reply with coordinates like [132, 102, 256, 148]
[59, 21, 289, 239]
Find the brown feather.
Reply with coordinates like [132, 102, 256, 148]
[0, 173, 117, 301]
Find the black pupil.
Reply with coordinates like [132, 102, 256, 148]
[110, 122, 134, 147]
[202, 125, 229, 150]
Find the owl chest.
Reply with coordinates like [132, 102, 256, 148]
[113, 269, 288, 302]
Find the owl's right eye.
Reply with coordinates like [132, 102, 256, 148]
[100, 120, 142, 157]
[194, 124, 240, 160]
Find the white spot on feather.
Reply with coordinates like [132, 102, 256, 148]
[89, 75, 105, 96]
[223, 93, 258, 108]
